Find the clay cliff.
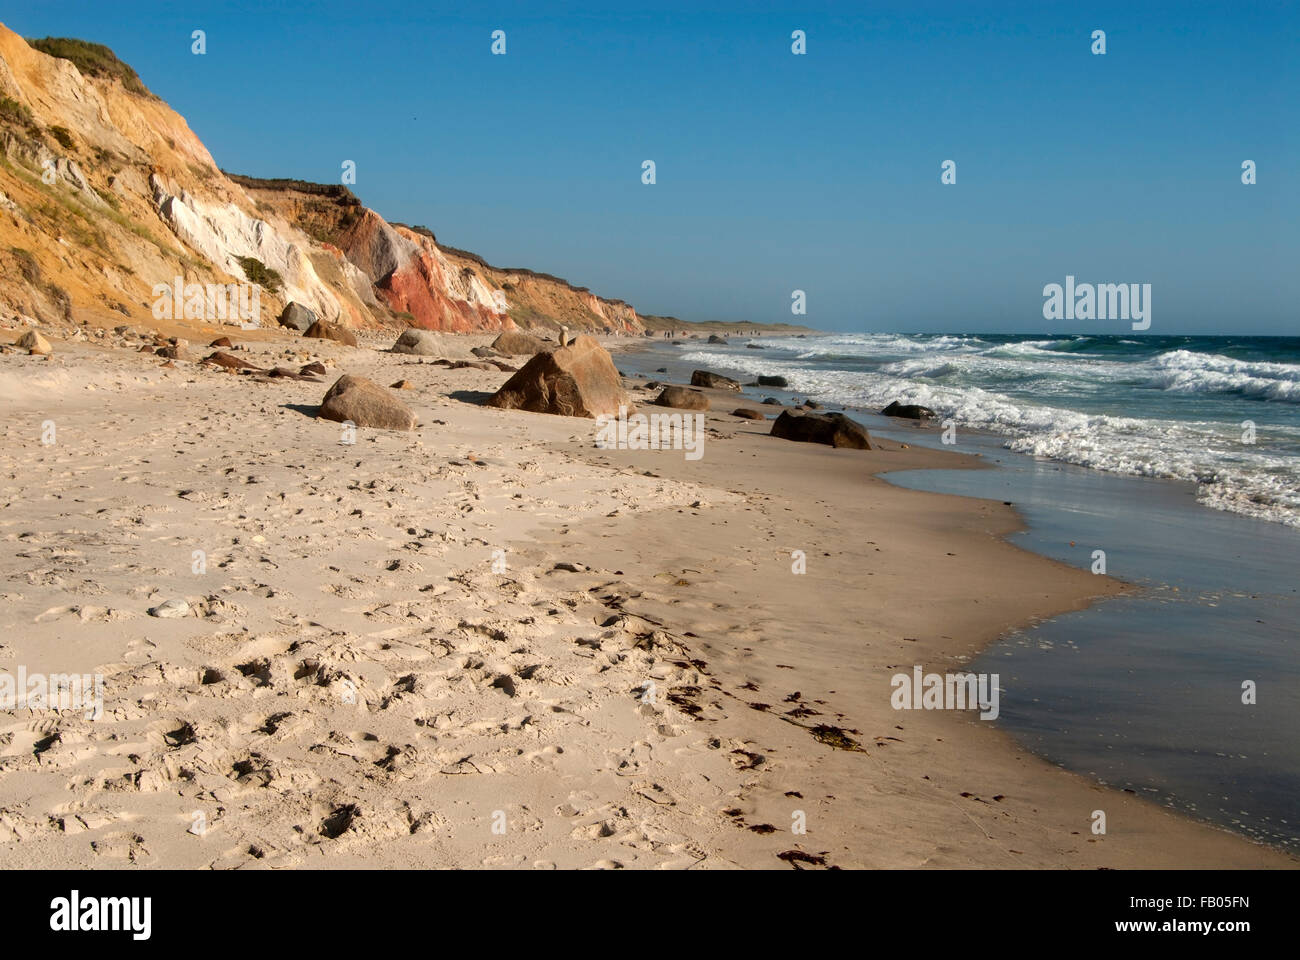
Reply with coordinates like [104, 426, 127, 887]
[0, 25, 647, 336]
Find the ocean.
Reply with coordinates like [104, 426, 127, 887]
[674, 333, 1300, 528]
[621, 332, 1300, 850]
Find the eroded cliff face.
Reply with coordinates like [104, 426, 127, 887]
[0, 24, 648, 336]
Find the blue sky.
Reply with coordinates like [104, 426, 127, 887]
[6, 0, 1297, 333]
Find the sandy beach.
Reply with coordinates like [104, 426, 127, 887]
[0, 323, 1291, 869]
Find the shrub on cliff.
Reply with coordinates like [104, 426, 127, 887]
[237, 256, 283, 294]
[26, 37, 153, 97]
[0, 96, 36, 132]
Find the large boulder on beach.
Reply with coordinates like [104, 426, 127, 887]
[756, 375, 788, 388]
[304, 320, 358, 347]
[490, 331, 547, 356]
[881, 401, 937, 420]
[770, 411, 872, 449]
[690, 370, 742, 392]
[17, 330, 52, 355]
[707, 334, 728, 344]
[317, 375, 417, 430]
[390, 327, 466, 358]
[277, 302, 317, 332]
[486, 335, 630, 418]
[654, 386, 709, 410]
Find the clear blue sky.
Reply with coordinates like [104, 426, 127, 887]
[7, 0, 1297, 334]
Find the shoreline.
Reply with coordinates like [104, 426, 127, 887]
[569, 375, 1295, 866]
[0, 327, 1292, 867]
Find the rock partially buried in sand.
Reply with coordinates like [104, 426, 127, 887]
[881, 400, 937, 420]
[487, 335, 630, 418]
[304, 320, 358, 347]
[654, 386, 709, 410]
[391, 327, 458, 357]
[202, 350, 262, 371]
[318, 374, 418, 430]
[17, 331, 52, 355]
[690, 370, 742, 392]
[770, 410, 872, 449]
[209, 336, 233, 348]
[390, 379, 414, 390]
[149, 598, 190, 618]
[301, 361, 327, 377]
[732, 408, 766, 420]
[277, 302, 317, 332]
[490, 331, 547, 356]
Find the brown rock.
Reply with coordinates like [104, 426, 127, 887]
[451, 360, 493, 370]
[317, 375, 417, 431]
[732, 408, 766, 420]
[490, 361, 518, 373]
[690, 370, 742, 392]
[202, 351, 263, 371]
[300, 362, 327, 377]
[155, 345, 187, 360]
[881, 401, 936, 420]
[267, 367, 316, 380]
[304, 320, 358, 347]
[17, 331, 52, 355]
[209, 336, 233, 348]
[654, 386, 710, 411]
[390, 379, 414, 390]
[490, 331, 547, 356]
[487, 335, 631, 418]
[770, 411, 872, 449]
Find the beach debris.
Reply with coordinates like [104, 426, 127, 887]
[770, 411, 872, 449]
[317, 374, 417, 430]
[777, 849, 829, 869]
[487, 335, 631, 418]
